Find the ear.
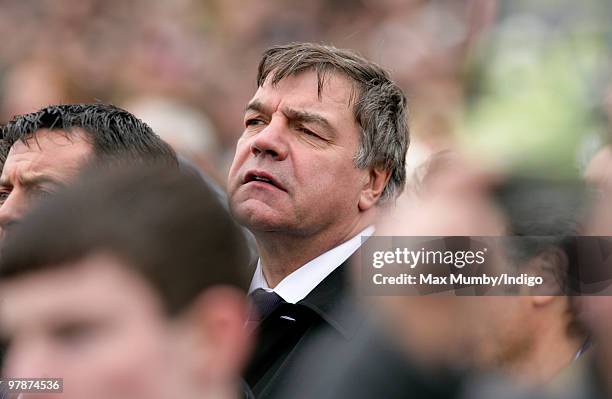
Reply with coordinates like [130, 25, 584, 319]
[523, 248, 568, 306]
[187, 287, 251, 385]
[358, 167, 391, 211]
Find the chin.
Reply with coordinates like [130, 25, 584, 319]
[230, 200, 289, 231]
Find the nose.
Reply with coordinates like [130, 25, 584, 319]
[250, 117, 289, 161]
[0, 190, 28, 237]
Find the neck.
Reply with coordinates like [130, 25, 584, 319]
[504, 307, 583, 385]
[255, 216, 373, 288]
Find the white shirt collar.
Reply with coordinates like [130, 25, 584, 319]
[249, 226, 374, 303]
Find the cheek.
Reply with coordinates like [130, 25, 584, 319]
[231, 137, 251, 166]
[227, 141, 250, 184]
[483, 299, 526, 339]
[64, 324, 170, 399]
[294, 155, 360, 196]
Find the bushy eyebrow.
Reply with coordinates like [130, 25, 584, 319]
[244, 100, 270, 116]
[282, 108, 337, 138]
[0, 172, 60, 189]
[244, 100, 337, 138]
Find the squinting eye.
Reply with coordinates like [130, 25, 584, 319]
[0, 336, 10, 355]
[299, 127, 320, 138]
[0, 336, 10, 370]
[245, 118, 265, 127]
[53, 322, 101, 350]
[0, 191, 10, 204]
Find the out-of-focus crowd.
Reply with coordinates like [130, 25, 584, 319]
[0, 1, 612, 399]
[0, 0, 489, 168]
[3, 0, 608, 180]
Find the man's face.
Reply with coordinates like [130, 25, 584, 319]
[228, 70, 368, 236]
[0, 253, 191, 399]
[0, 129, 92, 236]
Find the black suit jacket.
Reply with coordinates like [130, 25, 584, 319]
[274, 317, 466, 399]
[244, 257, 364, 398]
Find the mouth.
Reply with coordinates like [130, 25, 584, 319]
[243, 170, 286, 192]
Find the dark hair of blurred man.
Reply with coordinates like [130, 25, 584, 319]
[551, 151, 612, 399]
[0, 103, 177, 237]
[481, 178, 590, 384]
[405, 155, 590, 384]
[0, 164, 253, 399]
[227, 42, 409, 396]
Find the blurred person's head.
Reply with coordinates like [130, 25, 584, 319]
[578, 184, 612, 396]
[227, 42, 408, 280]
[373, 154, 589, 384]
[475, 178, 589, 383]
[373, 155, 506, 369]
[579, 184, 612, 397]
[585, 144, 612, 189]
[124, 97, 225, 184]
[579, 145, 612, 387]
[0, 163, 251, 399]
[0, 60, 71, 121]
[0, 103, 177, 237]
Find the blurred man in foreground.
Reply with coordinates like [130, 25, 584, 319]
[0, 164, 253, 399]
[550, 151, 612, 399]
[276, 155, 591, 398]
[0, 103, 177, 238]
[376, 159, 590, 385]
[227, 42, 409, 397]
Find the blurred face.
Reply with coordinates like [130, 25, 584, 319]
[0, 253, 196, 399]
[374, 161, 567, 374]
[474, 297, 535, 369]
[373, 158, 514, 367]
[583, 187, 612, 372]
[228, 70, 369, 236]
[0, 129, 92, 237]
[585, 146, 612, 189]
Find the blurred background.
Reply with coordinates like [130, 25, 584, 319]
[0, 0, 610, 183]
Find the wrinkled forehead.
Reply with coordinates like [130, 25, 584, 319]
[259, 68, 359, 110]
[250, 70, 361, 140]
[2, 128, 93, 180]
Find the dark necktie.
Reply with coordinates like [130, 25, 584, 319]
[249, 288, 285, 323]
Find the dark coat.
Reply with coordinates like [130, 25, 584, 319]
[244, 258, 363, 398]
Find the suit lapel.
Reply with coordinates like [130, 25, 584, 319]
[245, 253, 365, 396]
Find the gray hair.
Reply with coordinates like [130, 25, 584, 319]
[257, 42, 409, 202]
